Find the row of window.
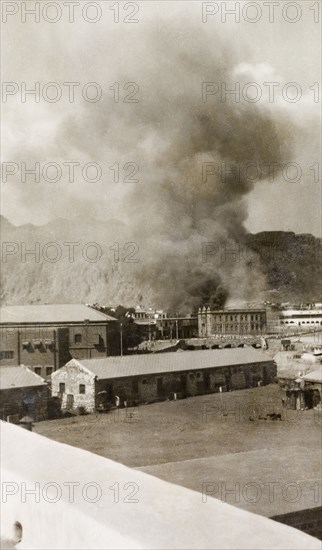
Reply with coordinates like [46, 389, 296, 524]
[209, 316, 262, 322]
[204, 314, 263, 321]
[281, 320, 321, 325]
[20, 333, 103, 349]
[1, 334, 102, 347]
[211, 324, 261, 331]
[0, 350, 14, 360]
[24, 336, 82, 347]
[34, 366, 53, 376]
[22, 341, 53, 350]
[74, 334, 103, 345]
[59, 383, 85, 394]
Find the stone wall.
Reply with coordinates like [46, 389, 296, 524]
[51, 361, 96, 411]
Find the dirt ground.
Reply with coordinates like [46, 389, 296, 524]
[34, 384, 321, 517]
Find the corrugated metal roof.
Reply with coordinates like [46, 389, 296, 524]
[303, 366, 322, 383]
[0, 365, 47, 390]
[0, 304, 117, 324]
[64, 348, 272, 380]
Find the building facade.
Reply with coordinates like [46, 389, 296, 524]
[198, 308, 267, 337]
[0, 304, 117, 378]
[278, 309, 322, 328]
[51, 348, 276, 412]
[133, 306, 167, 321]
[156, 317, 198, 339]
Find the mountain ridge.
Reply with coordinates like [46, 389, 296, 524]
[1, 217, 321, 308]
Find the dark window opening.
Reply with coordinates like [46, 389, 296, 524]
[157, 377, 163, 396]
[46, 367, 53, 376]
[0, 350, 14, 360]
[204, 372, 210, 390]
[74, 334, 82, 344]
[22, 342, 33, 351]
[79, 384, 86, 394]
[34, 367, 41, 376]
[59, 383, 65, 393]
[33, 340, 42, 349]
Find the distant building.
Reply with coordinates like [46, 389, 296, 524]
[133, 306, 167, 321]
[279, 309, 322, 328]
[198, 308, 267, 337]
[0, 365, 48, 421]
[134, 314, 198, 341]
[132, 307, 168, 342]
[0, 304, 117, 378]
[51, 348, 276, 412]
[156, 317, 198, 340]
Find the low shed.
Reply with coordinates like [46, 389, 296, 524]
[303, 366, 322, 407]
[51, 348, 276, 412]
[278, 365, 322, 410]
[0, 365, 48, 421]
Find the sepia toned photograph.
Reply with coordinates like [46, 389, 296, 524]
[0, 1, 321, 548]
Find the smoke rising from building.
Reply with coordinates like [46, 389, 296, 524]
[2, 17, 302, 311]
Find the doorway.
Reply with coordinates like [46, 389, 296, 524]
[66, 394, 74, 410]
[180, 374, 187, 395]
[157, 377, 163, 397]
[203, 371, 210, 392]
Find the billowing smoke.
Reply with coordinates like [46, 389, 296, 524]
[2, 16, 297, 312]
[96, 23, 296, 312]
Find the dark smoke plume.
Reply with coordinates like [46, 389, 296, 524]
[3, 19, 297, 311]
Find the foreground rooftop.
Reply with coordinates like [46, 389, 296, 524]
[1, 421, 320, 549]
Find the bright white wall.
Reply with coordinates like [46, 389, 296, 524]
[1, 422, 320, 550]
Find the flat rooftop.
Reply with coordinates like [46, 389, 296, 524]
[0, 304, 117, 324]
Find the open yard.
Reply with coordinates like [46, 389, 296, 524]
[35, 384, 322, 518]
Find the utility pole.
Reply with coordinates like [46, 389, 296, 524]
[148, 317, 151, 349]
[120, 322, 123, 356]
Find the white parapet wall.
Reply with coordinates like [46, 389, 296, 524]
[0, 421, 321, 550]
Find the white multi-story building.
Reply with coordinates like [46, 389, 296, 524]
[279, 309, 322, 328]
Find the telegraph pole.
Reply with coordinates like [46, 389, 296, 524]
[120, 322, 123, 356]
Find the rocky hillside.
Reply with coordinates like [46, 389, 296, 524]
[0, 216, 152, 307]
[1, 216, 321, 308]
[246, 231, 322, 303]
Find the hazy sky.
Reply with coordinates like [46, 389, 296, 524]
[2, 0, 321, 236]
